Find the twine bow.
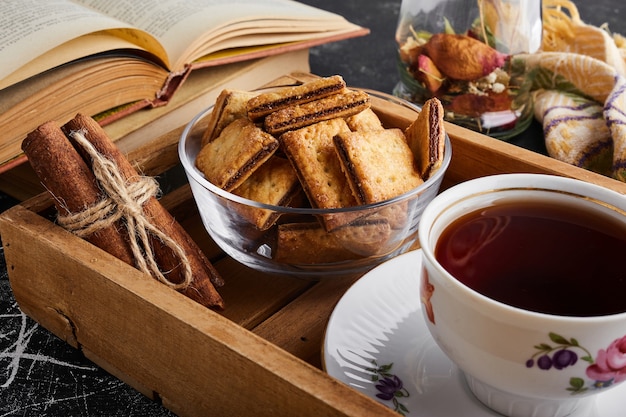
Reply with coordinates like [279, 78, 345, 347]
[57, 129, 193, 290]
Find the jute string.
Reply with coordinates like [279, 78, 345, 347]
[57, 129, 193, 290]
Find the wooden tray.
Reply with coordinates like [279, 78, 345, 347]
[1, 73, 625, 417]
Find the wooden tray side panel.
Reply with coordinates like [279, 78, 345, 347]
[0, 204, 396, 417]
[443, 123, 626, 194]
[367, 87, 626, 195]
[252, 274, 362, 367]
[3, 72, 625, 417]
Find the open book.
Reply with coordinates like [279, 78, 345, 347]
[0, 0, 367, 171]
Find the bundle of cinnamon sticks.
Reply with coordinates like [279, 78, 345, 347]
[22, 113, 225, 310]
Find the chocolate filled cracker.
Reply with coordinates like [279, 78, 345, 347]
[404, 97, 446, 179]
[280, 118, 361, 230]
[273, 222, 360, 264]
[231, 156, 301, 230]
[264, 90, 371, 136]
[201, 89, 257, 147]
[246, 75, 347, 121]
[333, 128, 424, 205]
[195, 118, 279, 192]
[345, 108, 384, 132]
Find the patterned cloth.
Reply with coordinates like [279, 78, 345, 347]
[516, 3, 626, 182]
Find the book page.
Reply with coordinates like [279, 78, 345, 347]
[73, 0, 358, 70]
[0, 33, 158, 90]
[0, 0, 165, 84]
[1, 0, 358, 87]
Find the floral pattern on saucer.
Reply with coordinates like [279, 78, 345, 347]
[366, 360, 410, 415]
[323, 250, 626, 417]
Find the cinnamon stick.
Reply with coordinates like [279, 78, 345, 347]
[22, 115, 224, 310]
[62, 114, 224, 309]
[22, 121, 135, 265]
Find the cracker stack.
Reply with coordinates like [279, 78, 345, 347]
[194, 75, 446, 264]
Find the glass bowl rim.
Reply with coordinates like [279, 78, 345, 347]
[178, 88, 452, 215]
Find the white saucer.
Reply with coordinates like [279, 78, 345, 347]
[322, 250, 626, 416]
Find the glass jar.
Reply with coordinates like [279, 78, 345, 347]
[393, 0, 542, 139]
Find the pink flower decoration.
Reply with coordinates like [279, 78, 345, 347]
[586, 336, 626, 383]
[421, 266, 435, 324]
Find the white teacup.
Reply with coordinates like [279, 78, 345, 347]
[417, 173, 626, 417]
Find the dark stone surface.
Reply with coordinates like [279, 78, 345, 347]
[0, 0, 622, 415]
[301, 0, 402, 94]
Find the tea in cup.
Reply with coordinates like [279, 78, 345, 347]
[417, 173, 626, 417]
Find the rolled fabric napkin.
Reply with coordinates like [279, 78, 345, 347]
[520, 52, 626, 181]
[523, 52, 618, 103]
[532, 89, 613, 177]
[604, 75, 626, 181]
[515, 0, 626, 182]
[542, 2, 626, 76]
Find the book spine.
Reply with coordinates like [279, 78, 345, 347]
[98, 66, 192, 127]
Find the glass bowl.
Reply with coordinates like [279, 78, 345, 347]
[178, 89, 451, 278]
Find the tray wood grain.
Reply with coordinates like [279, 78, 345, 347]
[1, 72, 624, 417]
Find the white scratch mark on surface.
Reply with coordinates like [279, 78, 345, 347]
[1, 305, 94, 388]
[0, 379, 127, 417]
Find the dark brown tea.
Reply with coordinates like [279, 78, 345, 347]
[435, 199, 626, 316]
